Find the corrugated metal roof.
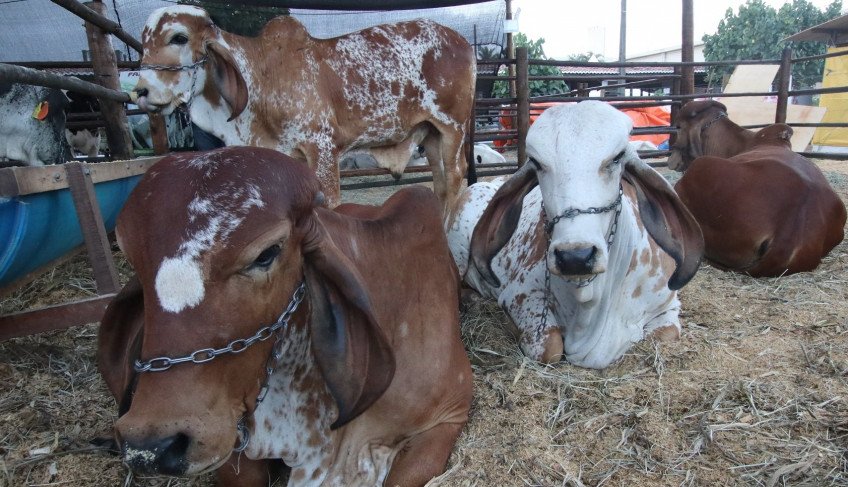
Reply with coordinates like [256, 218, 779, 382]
[783, 13, 848, 44]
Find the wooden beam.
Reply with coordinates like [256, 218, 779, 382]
[83, 1, 134, 161]
[0, 294, 115, 342]
[776, 47, 792, 124]
[148, 114, 170, 155]
[50, 0, 143, 53]
[0, 157, 161, 198]
[65, 162, 121, 295]
[0, 63, 131, 103]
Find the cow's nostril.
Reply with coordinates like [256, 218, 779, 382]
[554, 247, 597, 275]
[134, 87, 149, 97]
[124, 433, 190, 475]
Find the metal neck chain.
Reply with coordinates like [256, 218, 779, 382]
[700, 111, 727, 134]
[139, 56, 208, 115]
[139, 56, 208, 72]
[132, 281, 306, 452]
[537, 187, 623, 337]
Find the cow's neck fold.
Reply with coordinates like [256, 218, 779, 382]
[246, 308, 336, 484]
[550, 195, 645, 368]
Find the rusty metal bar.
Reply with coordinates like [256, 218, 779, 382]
[516, 47, 530, 166]
[65, 162, 121, 295]
[792, 50, 848, 63]
[9, 60, 141, 69]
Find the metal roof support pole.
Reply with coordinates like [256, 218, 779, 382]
[681, 0, 694, 101]
[83, 0, 134, 161]
[506, 0, 516, 98]
[618, 0, 626, 96]
[516, 47, 529, 167]
[776, 47, 792, 124]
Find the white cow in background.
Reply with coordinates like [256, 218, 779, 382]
[447, 101, 704, 368]
[0, 82, 69, 166]
[473, 143, 506, 165]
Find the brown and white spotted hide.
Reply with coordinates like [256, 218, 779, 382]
[133, 6, 476, 214]
[98, 146, 471, 486]
[447, 101, 704, 368]
[667, 100, 846, 276]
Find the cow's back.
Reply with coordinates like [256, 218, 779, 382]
[675, 148, 846, 275]
[329, 186, 470, 436]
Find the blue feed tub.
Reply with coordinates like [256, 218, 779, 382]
[0, 175, 142, 289]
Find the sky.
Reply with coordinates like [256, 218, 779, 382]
[511, 0, 844, 60]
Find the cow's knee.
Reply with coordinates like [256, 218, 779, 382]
[520, 327, 563, 364]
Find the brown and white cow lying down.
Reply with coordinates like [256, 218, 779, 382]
[668, 100, 846, 277]
[132, 6, 475, 214]
[98, 147, 472, 486]
[447, 101, 704, 368]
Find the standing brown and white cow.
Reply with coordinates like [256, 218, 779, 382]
[98, 147, 472, 486]
[668, 100, 846, 277]
[132, 6, 475, 213]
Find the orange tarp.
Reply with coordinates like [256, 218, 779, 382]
[494, 102, 671, 148]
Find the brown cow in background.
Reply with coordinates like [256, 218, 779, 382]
[668, 100, 846, 277]
[98, 147, 472, 486]
[132, 5, 476, 214]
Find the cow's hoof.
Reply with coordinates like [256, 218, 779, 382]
[648, 324, 680, 341]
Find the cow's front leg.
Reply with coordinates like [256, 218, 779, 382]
[645, 300, 682, 342]
[384, 422, 465, 487]
[500, 281, 563, 364]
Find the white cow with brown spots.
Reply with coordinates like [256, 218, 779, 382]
[132, 6, 475, 214]
[447, 101, 704, 368]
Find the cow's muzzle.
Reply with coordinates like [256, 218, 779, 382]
[554, 246, 598, 275]
[122, 433, 190, 476]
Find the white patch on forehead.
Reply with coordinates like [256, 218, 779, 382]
[154, 176, 265, 313]
[155, 255, 205, 313]
[145, 5, 207, 33]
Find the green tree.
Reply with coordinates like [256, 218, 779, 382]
[568, 51, 605, 62]
[492, 34, 569, 98]
[703, 0, 842, 89]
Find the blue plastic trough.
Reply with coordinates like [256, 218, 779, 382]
[0, 158, 157, 291]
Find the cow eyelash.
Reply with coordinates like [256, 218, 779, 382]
[250, 244, 281, 270]
[169, 34, 189, 46]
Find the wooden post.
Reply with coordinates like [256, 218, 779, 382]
[51, 0, 142, 54]
[83, 0, 134, 161]
[149, 114, 169, 155]
[681, 0, 695, 101]
[516, 46, 530, 166]
[670, 66, 682, 146]
[65, 162, 121, 295]
[776, 47, 792, 124]
[578, 82, 589, 98]
[466, 112, 477, 185]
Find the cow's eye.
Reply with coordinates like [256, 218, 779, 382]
[251, 245, 280, 269]
[169, 34, 189, 46]
[529, 157, 543, 171]
[611, 150, 625, 165]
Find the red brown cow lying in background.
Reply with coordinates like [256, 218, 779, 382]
[98, 147, 472, 486]
[668, 100, 846, 277]
[132, 5, 475, 214]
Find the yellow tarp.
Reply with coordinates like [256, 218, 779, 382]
[813, 46, 848, 146]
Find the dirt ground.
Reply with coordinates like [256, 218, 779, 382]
[1, 158, 847, 487]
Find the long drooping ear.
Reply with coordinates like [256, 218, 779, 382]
[623, 156, 704, 290]
[469, 163, 539, 288]
[205, 40, 248, 121]
[301, 213, 395, 429]
[97, 275, 144, 416]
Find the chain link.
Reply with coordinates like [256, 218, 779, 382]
[537, 186, 624, 337]
[139, 56, 208, 72]
[134, 282, 306, 373]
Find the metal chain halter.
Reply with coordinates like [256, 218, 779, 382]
[700, 110, 727, 134]
[138, 56, 208, 114]
[536, 187, 623, 337]
[133, 281, 307, 452]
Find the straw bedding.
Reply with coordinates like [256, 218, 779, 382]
[1, 159, 846, 487]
